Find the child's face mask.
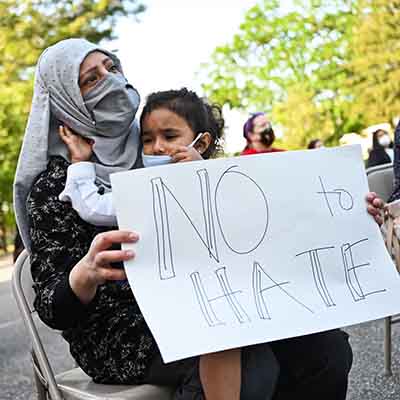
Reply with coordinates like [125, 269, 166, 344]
[142, 151, 172, 168]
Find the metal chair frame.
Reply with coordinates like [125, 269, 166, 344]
[366, 163, 400, 376]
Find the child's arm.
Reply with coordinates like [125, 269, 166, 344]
[59, 162, 117, 226]
[58, 125, 117, 226]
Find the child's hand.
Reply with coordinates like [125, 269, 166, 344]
[171, 146, 203, 163]
[59, 125, 94, 163]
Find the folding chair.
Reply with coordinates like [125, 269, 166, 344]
[366, 163, 400, 376]
[12, 250, 174, 399]
[366, 163, 395, 203]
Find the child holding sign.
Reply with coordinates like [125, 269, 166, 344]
[58, 88, 352, 400]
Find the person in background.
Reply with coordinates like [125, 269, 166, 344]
[366, 129, 393, 168]
[241, 112, 285, 155]
[376, 121, 400, 251]
[307, 138, 324, 149]
[388, 122, 400, 202]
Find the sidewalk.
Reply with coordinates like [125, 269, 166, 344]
[0, 254, 13, 282]
[346, 320, 400, 399]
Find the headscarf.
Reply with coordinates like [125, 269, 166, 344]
[13, 38, 141, 251]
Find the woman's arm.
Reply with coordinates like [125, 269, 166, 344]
[59, 162, 117, 226]
[28, 166, 90, 329]
[28, 161, 136, 329]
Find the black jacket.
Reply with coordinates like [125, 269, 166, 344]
[27, 156, 156, 384]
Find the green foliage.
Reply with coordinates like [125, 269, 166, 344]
[271, 83, 334, 149]
[201, 0, 362, 148]
[0, 0, 145, 241]
[347, 0, 400, 126]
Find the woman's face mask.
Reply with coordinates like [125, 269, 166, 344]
[142, 151, 172, 168]
[83, 72, 140, 135]
[378, 134, 391, 148]
[259, 125, 274, 147]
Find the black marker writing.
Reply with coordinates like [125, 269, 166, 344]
[341, 238, 386, 301]
[253, 261, 314, 319]
[317, 176, 354, 217]
[296, 246, 336, 307]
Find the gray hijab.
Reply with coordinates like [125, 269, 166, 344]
[14, 38, 141, 251]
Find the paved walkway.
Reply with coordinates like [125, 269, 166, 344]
[0, 254, 13, 283]
[346, 320, 400, 400]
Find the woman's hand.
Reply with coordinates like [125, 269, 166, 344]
[366, 192, 385, 225]
[171, 145, 203, 163]
[59, 125, 94, 163]
[69, 230, 138, 304]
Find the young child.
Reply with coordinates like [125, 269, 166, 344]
[58, 88, 223, 226]
[58, 88, 252, 400]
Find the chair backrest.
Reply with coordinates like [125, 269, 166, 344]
[366, 163, 394, 202]
[12, 250, 64, 400]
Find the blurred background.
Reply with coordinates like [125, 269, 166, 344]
[0, 0, 398, 252]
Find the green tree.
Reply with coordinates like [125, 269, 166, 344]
[0, 0, 145, 250]
[347, 0, 400, 126]
[201, 0, 359, 148]
[271, 83, 334, 149]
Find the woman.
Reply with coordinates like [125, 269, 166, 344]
[14, 38, 260, 397]
[241, 112, 285, 155]
[13, 39, 148, 384]
[13, 38, 384, 399]
[366, 129, 393, 168]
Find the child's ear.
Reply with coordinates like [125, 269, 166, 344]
[196, 132, 212, 154]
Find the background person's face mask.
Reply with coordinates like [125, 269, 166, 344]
[83, 72, 140, 135]
[142, 151, 172, 168]
[378, 135, 391, 148]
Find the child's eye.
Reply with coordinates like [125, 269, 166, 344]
[142, 137, 152, 144]
[164, 130, 177, 139]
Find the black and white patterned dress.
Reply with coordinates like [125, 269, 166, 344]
[27, 156, 157, 384]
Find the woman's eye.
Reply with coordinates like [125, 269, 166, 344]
[142, 137, 152, 144]
[83, 74, 98, 86]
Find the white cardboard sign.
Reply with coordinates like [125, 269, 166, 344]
[111, 145, 400, 363]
